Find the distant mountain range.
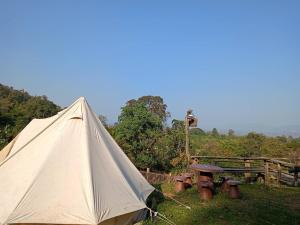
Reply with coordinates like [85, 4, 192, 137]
[258, 125, 300, 137]
[210, 125, 300, 138]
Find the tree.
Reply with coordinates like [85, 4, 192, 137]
[113, 102, 163, 169]
[127, 96, 170, 122]
[113, 97, 187, 171]
[98, 114, 108, 127]
[170, 119, 185, 153]
[190, 128, 205, 136]
[212, 128, 219, 137]
[241, 132, 266, 157]
[163, 119, 186, 168]
[228, 129, 235, 137]
[171, 119, 184, 130]
[0, 84, 61, 149]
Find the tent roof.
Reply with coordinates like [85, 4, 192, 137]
[0, 97, 154, 225]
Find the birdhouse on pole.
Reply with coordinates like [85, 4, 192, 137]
[185, 109, 198, 165]
[186, 110, 198, 127]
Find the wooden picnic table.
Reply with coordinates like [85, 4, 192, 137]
[190, 164, 223, 184]
[190, 164, 223, 182]
[190, 164, 224, 201]
[190, 164, 224, 173]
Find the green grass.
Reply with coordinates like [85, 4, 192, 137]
[143, 183, 300, 225]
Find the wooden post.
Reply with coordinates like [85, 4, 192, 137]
[168, 173, 172, 183]
[277, 163, 281, 187]
[294, 171, 299, 187]
[244, 159, 251, 183]
[192, 157, 199, 164]
[185, 116, 190, 165]
[264, 160, 269, 185]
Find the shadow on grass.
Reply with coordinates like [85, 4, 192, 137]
[146, 184, 165, 212]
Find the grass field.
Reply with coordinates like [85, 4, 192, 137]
[143, 183, 300, 225]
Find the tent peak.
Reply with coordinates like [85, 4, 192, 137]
[74, 97, 87, 105]
[78, 96, 86, 101]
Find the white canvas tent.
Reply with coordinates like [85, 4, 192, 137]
[0, 97, 154, 225]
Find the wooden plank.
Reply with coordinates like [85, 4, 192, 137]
[191, 155, 268, 160]
[191, 155, 299, 161]
[222, 167, 264, 173]
[211, 159, 262, 164]
[191, 155, 298, 165]
[267, 159, 294, 167]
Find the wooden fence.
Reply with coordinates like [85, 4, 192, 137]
[140, 170, 171, 184]
[191, 155, 299, 186]
[139, 156, 299, 186]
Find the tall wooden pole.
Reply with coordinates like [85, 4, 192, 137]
[264, 160, 269, 185]
[185, 114, 190, 165]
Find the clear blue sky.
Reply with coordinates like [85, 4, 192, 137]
[1, 0, 299, 136]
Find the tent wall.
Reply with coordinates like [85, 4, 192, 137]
[0, 135, 19, 163]
[9, 209, 147, 225]
[0, 97, 153, 225]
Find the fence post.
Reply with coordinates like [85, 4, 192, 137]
[193, 157, 199, 164]
[264, 160, 269, 185]
[294, 171, 299, 187]
[277, 163, 281, 187]
[244, 159, 251, 183]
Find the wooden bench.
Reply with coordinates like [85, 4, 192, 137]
[227, 180, 241, 199]
[198, 181, 213, 201]
[182, 173, 193, 189]
[220, 176, 233, 193]
[174, 176, 185, 193]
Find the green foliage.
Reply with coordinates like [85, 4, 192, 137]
[1, 84, 300, 171]
[228, 128, 235, 137]
[126, 95, 170, 122]
[190, 127, 205, 136]
[110, 94, 300, 170]
[191, 129, 300, 160]
[0, 84, 60, 149]
[156, 120, 185, 169]
[211, 128, 219, 137]
[113, 97, 184, 171]
[113, 102, 163, 169]
[241, 132, 266, 156]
